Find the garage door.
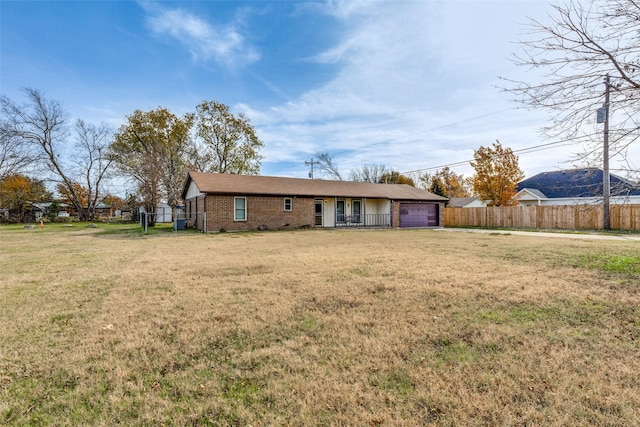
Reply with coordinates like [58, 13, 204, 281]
[399, 203, 438, 227]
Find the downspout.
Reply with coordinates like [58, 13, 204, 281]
[203, 195, 207, 233]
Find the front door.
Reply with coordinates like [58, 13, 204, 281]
[336, 199, 346, 223]
[314, 200, 323, 226]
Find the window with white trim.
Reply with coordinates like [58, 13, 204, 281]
[284, 197, 292, 212]
[234, 197, 247, 221]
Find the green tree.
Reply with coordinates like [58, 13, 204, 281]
[471, 141, 524, 206]
[192, 101, 263, 175]
[110, 108, 193, 225]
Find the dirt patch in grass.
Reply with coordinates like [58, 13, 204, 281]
[1, 227, 639, 425]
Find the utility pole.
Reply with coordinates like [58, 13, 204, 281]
[602, 75, 611, 230]
[305, 158, 319, 179]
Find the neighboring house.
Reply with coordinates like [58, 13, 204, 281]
[80, 202, 114, 219]
[451, 168, 640, 208]
[515, 168, 640, 206]
[28, 201, 72, 221]
[26, 202, 48, 221]
[448, 196, 481, 208]
[181, 172, 448, 232]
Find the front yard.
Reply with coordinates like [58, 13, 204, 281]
[1, 226, 638, 425]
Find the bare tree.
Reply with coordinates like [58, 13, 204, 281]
[503, 0, 640, 178]
[1, 89, 118, 220]
[0, 88, 85, 214]
[314, 152, 343, 180]
[349, 163, 389, 183]
[73, 119, 113, 221]
[0, 130, 38, 180]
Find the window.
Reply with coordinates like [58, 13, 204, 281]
[234, 197, 246, 221]
[284, 197, 292, 211]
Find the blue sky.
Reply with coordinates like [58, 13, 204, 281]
[1, 0, 622, 193]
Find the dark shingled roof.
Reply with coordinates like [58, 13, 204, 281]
[183, 171, 448, 201]
[517, 168, 640, 198]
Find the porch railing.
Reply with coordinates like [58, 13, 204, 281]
[336, 213, 390, 227]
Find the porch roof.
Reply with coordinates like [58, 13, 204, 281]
[183, 172, 447, 202]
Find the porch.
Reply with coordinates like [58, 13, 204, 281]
[335, 213, 391, 227]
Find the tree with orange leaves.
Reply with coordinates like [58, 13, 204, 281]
[0, 174, 51, 222]
[471, 140, 524, 206]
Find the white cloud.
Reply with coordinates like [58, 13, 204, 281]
[143, 4, 259, 68]
[248, 1, 556, 179]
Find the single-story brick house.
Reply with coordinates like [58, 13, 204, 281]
[181, 171, 448, 232]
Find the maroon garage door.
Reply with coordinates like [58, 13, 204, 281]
[399, 203, 439, 227]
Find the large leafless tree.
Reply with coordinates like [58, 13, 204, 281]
[0, 130, 38, 180]
[0, 88, 85, 214]
[349, 163, 389, 183]
[314, 152, 343, 180]
[503, 0, 640, 179]
[73, 119, 113, 220]
[0, 89, 114, 219]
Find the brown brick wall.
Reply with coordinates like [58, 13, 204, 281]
[204, 195, 316, 232]
[185, 196, 206, 230]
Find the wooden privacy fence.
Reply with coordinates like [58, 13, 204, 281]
[444, 204, 640, 231]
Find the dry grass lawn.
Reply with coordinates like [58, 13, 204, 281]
[1, 224, 639, 426]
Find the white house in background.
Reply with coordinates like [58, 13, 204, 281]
[515, 168, 640, 206]
[139, 202, 173, 223]
[447, 196, 483, 208]
[451, 168, 640, 208]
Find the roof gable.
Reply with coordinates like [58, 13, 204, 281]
[517, 168, 640, 198]
[448, 196, 478, 207]
[182, 172, 447, 202]
[515, 188, 547, 201]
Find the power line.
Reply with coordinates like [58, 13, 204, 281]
[401, 135, 594, 175]
[324, 109, 513, 157]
